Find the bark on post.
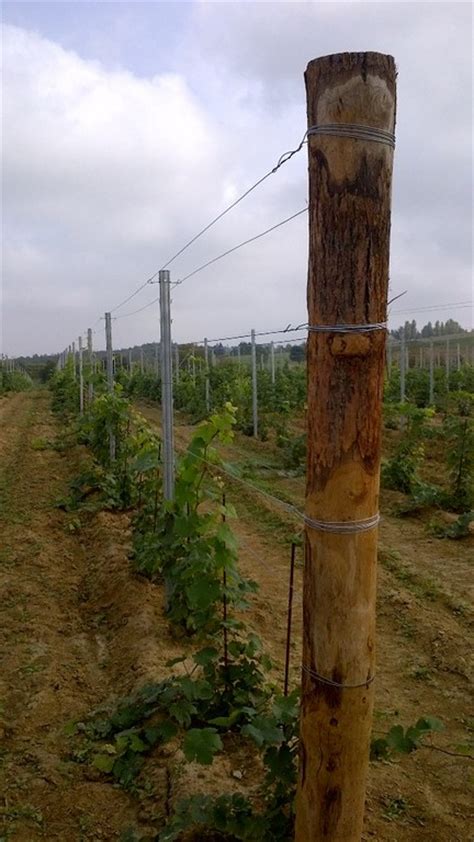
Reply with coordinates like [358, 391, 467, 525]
[296, 52, 396, 842]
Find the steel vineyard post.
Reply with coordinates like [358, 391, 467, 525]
[175, 345, 180, 384]
[87, 328, 93, 404]
[251, 328, 258, 438]
[446, 337, 450, 392]
[429, 340, 435, 405]
[204, 337, 210, 413]
[159, 269, 175, 500]
[400, 327, 406, 402]
[78, 335, 84, 415]
[105, 311, 116, 462]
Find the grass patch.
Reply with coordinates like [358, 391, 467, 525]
[378, 548, 440, 601]
[378, 547, 471, 623]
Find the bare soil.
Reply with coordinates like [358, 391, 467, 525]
[1, 391, 473, 841]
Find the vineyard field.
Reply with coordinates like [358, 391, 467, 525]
[0, 386, 472, 841]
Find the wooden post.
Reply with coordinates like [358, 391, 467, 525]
[456, 342, 461, 371]
[296, 52, 396, 842]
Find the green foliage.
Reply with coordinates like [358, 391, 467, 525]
[441, 413, 474, 512]
[384, 393, 473, 519]
[276, 430, 306, 473]
[381, 405, 434, 494]
[183, 728, 223, 764]
[127, 358, 307, 438]
[163, 679, 299, 838]
[159, 792, 285, 842]
[78, 634, 285, 786]
[125, 370, 162, 402]
[132, 404, 257, 636]
[371, 717, 444, 760]
[50, 360, 79, 416]
[385, 362, 474, 409]
[77, 393, 162, 510]
[80, 390, 130, 467]
[0, 368, 33, 395]
[449, 364, 474, 394]
[429, 511, 474, 540]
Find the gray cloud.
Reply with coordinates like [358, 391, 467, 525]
[2, 2, 472, 357]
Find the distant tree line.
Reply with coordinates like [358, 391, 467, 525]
[390, 319, 468, 340]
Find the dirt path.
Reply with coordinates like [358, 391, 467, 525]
[136, 400, 474, 842]
[0, 392, 177, 840]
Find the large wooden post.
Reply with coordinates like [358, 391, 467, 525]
[296, 52, 396, 842]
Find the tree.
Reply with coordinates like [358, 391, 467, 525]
[290, 344, 306, 362]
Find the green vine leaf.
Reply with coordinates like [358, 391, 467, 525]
[183, 728, 223, 765]
[241, 716, 284, 748]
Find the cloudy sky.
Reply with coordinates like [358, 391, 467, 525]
[2, 1, 472, 357]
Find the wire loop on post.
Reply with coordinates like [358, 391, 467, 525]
[304, 513, 380, 534]
[302, 664, 376, 689]
[307, 123, 395, 148]
[307, 322, 387, 334]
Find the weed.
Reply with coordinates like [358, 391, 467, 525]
[397, 615, 416, 640]
[410, 665, 432, 682]
[19, 661, 44, 676]
[30, 437, 50, 451]
[381, 796, 410, 822]
[0, 804, 44, 825]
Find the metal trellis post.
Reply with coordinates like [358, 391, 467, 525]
[429, 341, 435, 405]
[87, 328, 93, 404]
[175, 345, 180, 383]
[204, 338, 210, 413]
[251, 328, 258, 438]
[78, 336, 84, 415]
[446, 337, 450, 391]
[159, 270, 175, 500]
[400, 329, 406, 402]
[105, 312, 116, 461]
